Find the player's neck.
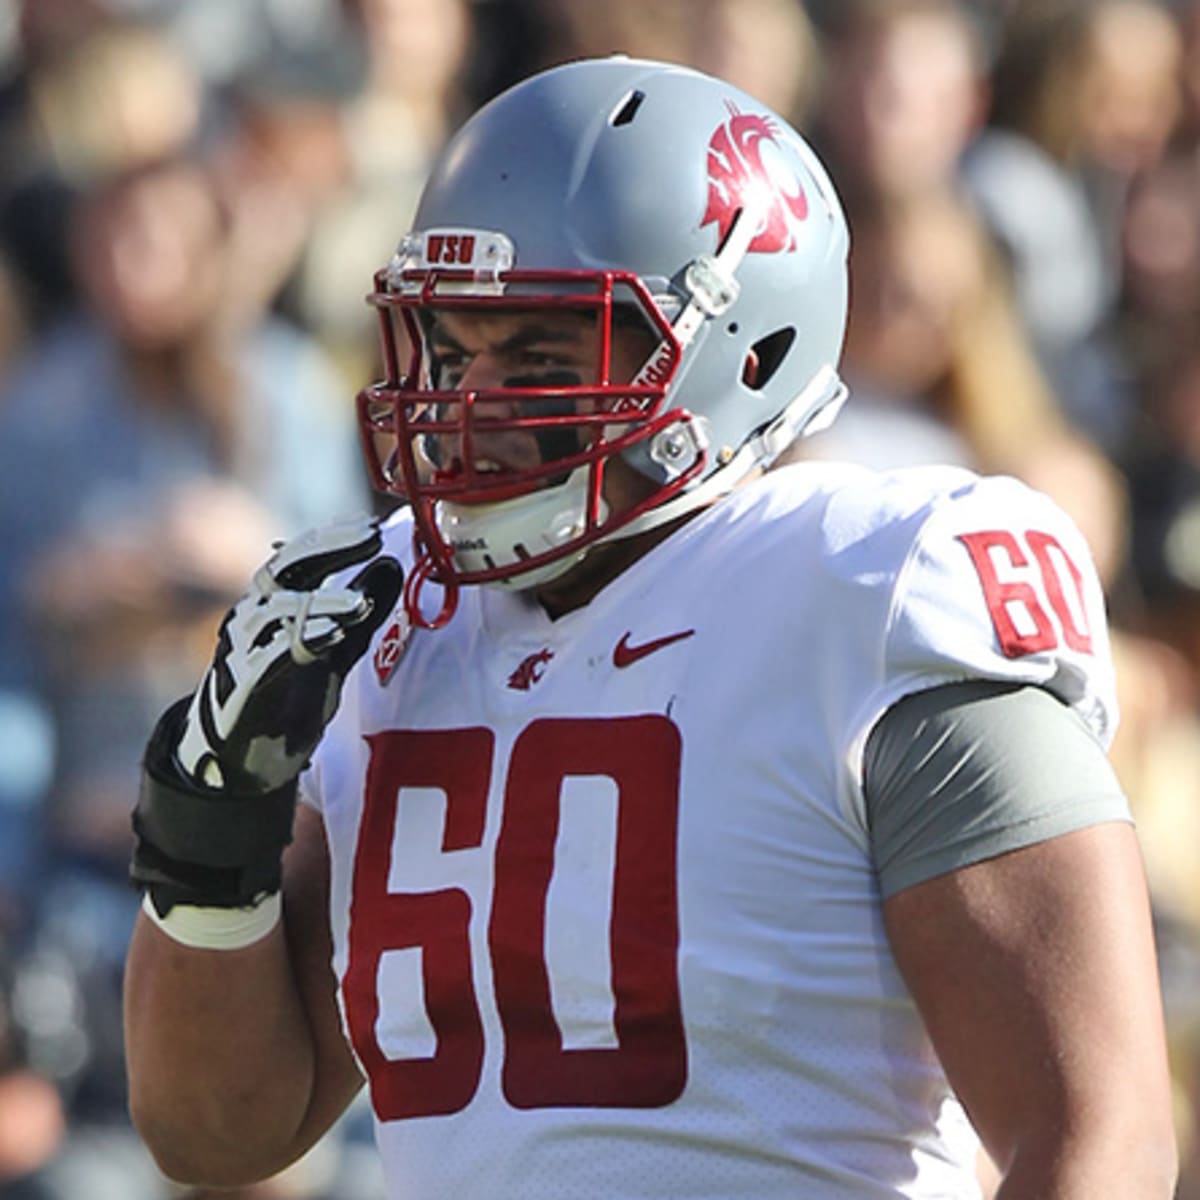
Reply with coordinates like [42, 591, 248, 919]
[533, 511, 699, 620]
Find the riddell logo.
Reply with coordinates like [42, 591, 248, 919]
[639, 344, 676, 387]
[701, 103, 809, 254]
[507, 648, 554, 690]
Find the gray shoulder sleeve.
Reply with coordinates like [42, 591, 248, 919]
[863, 680, 1132, 899]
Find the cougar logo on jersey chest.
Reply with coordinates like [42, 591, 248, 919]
[507, 647, 554, 690]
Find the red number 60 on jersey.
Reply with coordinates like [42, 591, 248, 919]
[958, 528, 1094, 658]
[341, 716, 688, 1121]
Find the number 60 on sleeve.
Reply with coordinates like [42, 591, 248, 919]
[957, 528, 1094, 659]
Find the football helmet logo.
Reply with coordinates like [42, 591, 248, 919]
[702, 105, 810, 254]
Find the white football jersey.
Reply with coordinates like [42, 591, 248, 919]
[300, 462, 1117, 1199]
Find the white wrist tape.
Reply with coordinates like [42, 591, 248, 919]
[142, 891, 282, 950]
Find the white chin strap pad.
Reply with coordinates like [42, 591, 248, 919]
[440, 468, 608, 590]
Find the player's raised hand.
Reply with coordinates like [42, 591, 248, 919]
[131, 515, 403, 915]
[176, 515, 402, 793]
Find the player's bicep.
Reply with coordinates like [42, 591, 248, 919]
[280, 804, 364, 1146]
[863, 680, 1131, 898]
[881, 821, 1173, 1176]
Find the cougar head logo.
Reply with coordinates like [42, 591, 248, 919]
[701, 103, 809, 254]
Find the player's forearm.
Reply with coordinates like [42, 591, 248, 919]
[124, 912, 318, 1187]
[122, 519, 399, 1183]
[993, 1127, 1178, 1200]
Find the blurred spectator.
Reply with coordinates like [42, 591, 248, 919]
[680, 0, 822, 125]
[796, 189, 1064, 475]
[797, 0, 1059, 479]
[1116, 427, 1200, 1200]
[207, 36, 361, 342]
[201, 0, 476, 383]
[1080, 0, 1183, 177]
[1179, 0, 1200, 147]
[529, 0, 820, 125]
[0, 148, 366, 891]
[812, 0, 989, 211]
[961, 0, 1184, 451]
[962, 3, 1110, 354]
[283, 0, 475, 378]
[0, 147, 367, 1194]
[1126, 350, 1200, 677]
[346, 0, 472, 155]
[0, 16, 206, 335]
[1118, 149, 1200, 380]
[24, 20, 203, 187]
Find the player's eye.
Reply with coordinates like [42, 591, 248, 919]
[429, 350, 467, 388]
[516, 349, 594, 381]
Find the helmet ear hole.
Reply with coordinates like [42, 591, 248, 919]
[746, 328, 796, 392]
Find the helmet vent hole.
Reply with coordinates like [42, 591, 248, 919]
[747, 328, 796, 392]
[727, 322, 740, 335]
[610, 90, 645, 126]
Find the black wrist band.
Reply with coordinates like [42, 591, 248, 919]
[130, 698, 298, 914]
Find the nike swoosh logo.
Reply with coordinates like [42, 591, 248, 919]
[613, 628, 695, 668]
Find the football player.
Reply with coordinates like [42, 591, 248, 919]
[124, 57, 1177, 1198]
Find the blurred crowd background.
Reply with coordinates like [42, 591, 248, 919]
[0, 0, 1198, 1196]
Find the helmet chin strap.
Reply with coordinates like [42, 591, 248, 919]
[437, 466, 608, 591]
[602, 365, 848, 545]
[416, 366, 845, 617]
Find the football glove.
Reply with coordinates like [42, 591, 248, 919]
[131, 514, 404, 915]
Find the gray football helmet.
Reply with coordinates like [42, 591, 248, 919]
[358, 55, 850, 625]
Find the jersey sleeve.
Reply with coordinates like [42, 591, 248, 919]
[826, 470, 1120, 842]
[877, 473, 1117, 745]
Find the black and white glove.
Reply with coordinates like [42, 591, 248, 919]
[131, 515, 403, 916]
